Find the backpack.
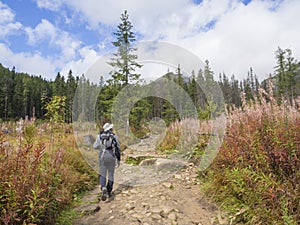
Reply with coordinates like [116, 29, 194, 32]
[99, 132, 116, 160]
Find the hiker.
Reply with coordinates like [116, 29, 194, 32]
[93, 123, 121, 201]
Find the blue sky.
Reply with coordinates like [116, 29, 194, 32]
[0, 0, 299, 81]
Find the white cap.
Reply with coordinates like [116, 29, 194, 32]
[103, 123, 113, 131]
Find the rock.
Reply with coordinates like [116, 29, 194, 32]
[125, 203, 135, 211]
[160, 195, 167, 201]
[83, 134, 95, 145]
[142, 202, 150, 209]
[187, 162, 194, 167]
[174, 174, 182, 180]
[139, 158, 157, 166]
[151, 207, 163, 214]
[130, 189, 139, 194]
[74, 203, 100, 214]
[132, 213, 144, 220]
[108, 216, 114, 220]
[128, 210, 135, 214]
[94, 206, 100, 213]
[126, 154, 153, 165]
[161, 205, 174, 216]
[154, 158, 186, 172]
[151, 213, 162, 220]
[162, 182, 173, 189]
[168, 212, 177, 220]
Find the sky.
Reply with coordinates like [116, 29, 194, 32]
[0, 0, 299, 82]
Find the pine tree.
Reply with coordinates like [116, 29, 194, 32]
[108, 10, 142, 86]
[66, 70, 77, 123]
[274, 47, 298, 103]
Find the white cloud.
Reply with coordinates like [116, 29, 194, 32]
[2, 0, 300, 82]
[0, 1, 22, 38]
[35, 0, 63, 11]
[0, 43, 56, 79]
[60, 46, 101, 79]
[178, 0, 300, 81]
[25, 19, 56, 44]
[0, 1, 88, 79]
[57, 0, 300, 81]
[25, 19, 82, 60]
[0, 42, 102, 80]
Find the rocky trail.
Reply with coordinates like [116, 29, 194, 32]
[73, 135, 228, 225]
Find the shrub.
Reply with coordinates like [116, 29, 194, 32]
[157, 118, 212, 156]
[0, 120, 97, 225]
[202, 89, 300, 224]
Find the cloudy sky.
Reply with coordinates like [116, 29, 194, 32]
[0, 0, 299, 81]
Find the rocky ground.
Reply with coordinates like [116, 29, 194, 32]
[73, 135, 228, 225]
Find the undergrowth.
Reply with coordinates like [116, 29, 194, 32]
[0, 120, 98, 225]
[200, 89, 300, 224]
[158, 87, 299, 224]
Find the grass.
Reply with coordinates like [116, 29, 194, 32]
[55, 207, 78, 225]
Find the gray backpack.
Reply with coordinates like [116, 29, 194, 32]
[100, 132, 116, 160]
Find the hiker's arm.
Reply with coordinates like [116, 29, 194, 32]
[93, 135, 101, 149]
[115, 147, 121, 162]
[114, 135, 121, 161]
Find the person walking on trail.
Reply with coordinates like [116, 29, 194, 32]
[93, 123, 121, 201]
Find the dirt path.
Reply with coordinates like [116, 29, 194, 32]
[73, 135, 227, 225]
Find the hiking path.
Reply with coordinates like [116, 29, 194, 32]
[73, 135, 228, 225]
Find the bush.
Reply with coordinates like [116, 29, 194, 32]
[201, 90, 300, 224]
[0, 120, 98, 225]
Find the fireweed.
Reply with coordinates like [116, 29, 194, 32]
[202, 89, 300, 224]
[158, 88, 299, 224]
[0, 120, 97, 225]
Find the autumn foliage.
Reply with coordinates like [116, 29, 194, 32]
[203, 89, 300, 224]
[0, 120, 97, 225]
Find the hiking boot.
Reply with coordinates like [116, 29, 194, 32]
[108, 192, 112, 198]
[101, 187, 108, 201]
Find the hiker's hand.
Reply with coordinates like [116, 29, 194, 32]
[116, 160, 120, 167]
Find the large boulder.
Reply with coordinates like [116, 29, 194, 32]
[83, 134, 95, 145]
[154, 158, 186, 172]
[139, 158, 157, 166]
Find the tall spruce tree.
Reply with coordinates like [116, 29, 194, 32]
[108, 10, 142, 86]
[274, 47, 298, 103]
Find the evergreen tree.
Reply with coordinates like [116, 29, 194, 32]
[66, 70, 77, 123]
[53, 72, 65, 96]
[274, 47, 298, 103]
[108, 10, 142, 86]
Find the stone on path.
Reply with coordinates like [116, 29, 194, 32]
[154, 158, 186, 172]
[139, 158, 157, 166]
